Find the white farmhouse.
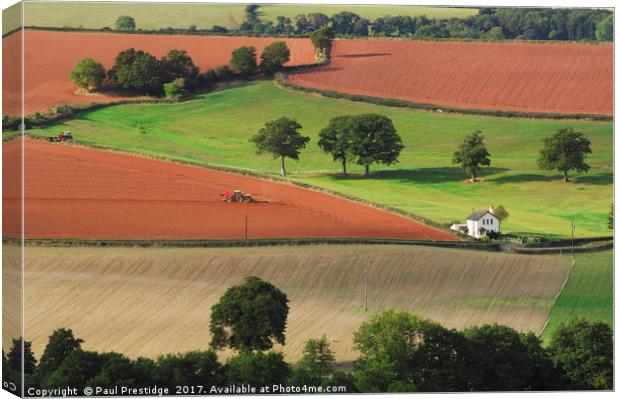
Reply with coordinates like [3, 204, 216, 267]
[451, 205, 501, 239]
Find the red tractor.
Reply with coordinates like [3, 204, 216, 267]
[47, 131, 73, 142]
[221, 190, 255, 203]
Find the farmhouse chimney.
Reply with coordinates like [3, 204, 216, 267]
[489, 205, 495, 214]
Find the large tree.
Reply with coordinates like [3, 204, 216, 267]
[159, 50, 199, 88]
[260, 41, 290, 74]
[250, 117, 310, 177]
[69, 58, 106, 91]
[463, 324, 558, 391]
[225, 350, 290, 387]
[318, 115, 356, 176]
[549, 318, 613, 389]
[210, 276, 289, 351]
[538, 127, 591, 182]
[330, 11, 362, 35]
[452, 130, 491, 182]
[309, 26, 335, 62]
[230, 46, 258, 76]
[115, 15, 136, 31]
[7, 338, 37, 375]
[289, 337, 335, 386]
[113, 48, 164, 95]
[353, 310, 475, 392]
[349, 114, 404, 176]
[595, 14, 613, 41]
[38, 328, 84, 377]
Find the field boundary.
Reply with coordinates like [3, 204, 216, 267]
[4, 26, 611, 46]
[276, 73, 613, 121]
[3, 237, 498, 250]
[5, 237, 612, 254]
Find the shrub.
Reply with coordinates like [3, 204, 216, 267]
[115, 15, 136, 31]
[70, 58, 106, 91]
[260, 41, 291, 74]
[112, 48, 164, 95]
[230, 46, 257, 76]
[163, 78, 190, 100]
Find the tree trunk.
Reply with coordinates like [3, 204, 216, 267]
[365, 163, 370, 177]
[342, 160, 347, 177]
[470, 171, 476, 183]
[563, 170, 569, 182]
[280, 156, 287, 177]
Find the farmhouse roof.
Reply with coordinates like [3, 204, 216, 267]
[467, 210, 496, 221]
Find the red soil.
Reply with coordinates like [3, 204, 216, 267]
[2, 30, 315, 115]
[2, 139, 456, 241]
[288, 39, 613, 116]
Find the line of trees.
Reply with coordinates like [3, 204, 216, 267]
[3, 276, 613, 394]
[202, 6, 613, 42]
[453, 127, 592, 183]
[102, 6, 611, 42]
[69, 41, 293, 99]
[251, 114, 404, 177]
[251, 113, 591, 185]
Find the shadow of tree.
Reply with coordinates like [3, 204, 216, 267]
[324, 166, 510, 184]
[492, 171, 613, 185]
[574, 172, 613, 185]
[338, 52, 392, 59]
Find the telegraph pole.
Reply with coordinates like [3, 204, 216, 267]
[364, 262, 368, 312]
[571, 220, 575, 256]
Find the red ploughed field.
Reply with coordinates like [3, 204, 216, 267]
[2, 139, 457, 241]
[288, 39, 613, 116]
[2, 30, 315, 115]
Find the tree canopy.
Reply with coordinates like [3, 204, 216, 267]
[250, 117, 310, 177]
[115, 15, 136, 31]
[289, 337, 335, 387]
[318, 115, 356, 176]
[260, 41, 290, 74]
[538, 127, 592, 182]
[160, 50, 199, 88]
[349, 114, 404, 176]
[309, 26, 335, 62]
[113, 48, 164, 95]
[452, 130, 491, 182]
[38, 328, 84, 377]
[353, 310, 475, 392]
[69, 58, 106, 91]
[230, 46, 258, 76]
[549, 318, 613, 389]
[210, 276, 289, 351]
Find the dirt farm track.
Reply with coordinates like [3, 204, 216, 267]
[8, 245, 571, 362]
[2, 139, 456, 241]
[289, 39, 613, 116]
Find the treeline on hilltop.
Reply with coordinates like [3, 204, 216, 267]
[3, 276, 613, 395]
[48, 5, 613, 42]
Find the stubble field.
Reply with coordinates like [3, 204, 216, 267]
[19, 244, 571, 362]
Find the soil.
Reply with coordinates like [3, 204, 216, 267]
[3, 139, 457, 241]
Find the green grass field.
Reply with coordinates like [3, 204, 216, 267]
[541, 250, 613, 342]
[14, 2, 477, 34]
[26, 81, 613, 237]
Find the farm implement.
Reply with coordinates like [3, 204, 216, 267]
[47, 131, 73, 142]
[221, 190, 256, 203]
